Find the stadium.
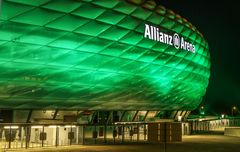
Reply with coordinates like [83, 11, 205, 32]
[0, 0, 210, 149]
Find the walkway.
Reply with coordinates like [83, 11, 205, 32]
[4, 135, 240, 152]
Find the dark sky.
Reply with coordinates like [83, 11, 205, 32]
[155, 0, 240, 115]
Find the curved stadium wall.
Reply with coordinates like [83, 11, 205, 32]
[0, 0, 210, 110]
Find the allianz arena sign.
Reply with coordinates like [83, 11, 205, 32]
[144, 24, 195, 53]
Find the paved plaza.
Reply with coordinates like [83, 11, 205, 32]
[4, 135, 240, 152]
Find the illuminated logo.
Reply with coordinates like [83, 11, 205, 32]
[144, 24, 195, 53]
[173, 33, 180, 49]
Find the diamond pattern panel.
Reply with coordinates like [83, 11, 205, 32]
[0, 0, 210, 110]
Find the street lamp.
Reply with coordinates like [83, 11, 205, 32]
[232, 106, 237, 116]
[200, 106, 205, 115]
[221, 114, 225, 119]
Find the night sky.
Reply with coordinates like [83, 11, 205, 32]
[155, 0, 240, 115]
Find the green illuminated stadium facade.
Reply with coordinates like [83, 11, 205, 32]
[0, 0, 210, 111]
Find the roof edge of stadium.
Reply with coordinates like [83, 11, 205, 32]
[126, 0, 206, 42]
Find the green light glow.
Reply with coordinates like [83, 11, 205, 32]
[0, 0, 210, 110]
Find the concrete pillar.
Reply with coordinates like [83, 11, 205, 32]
[76, 126, 79, 144]
[21, 126, 24, 148]
[83, 126, 85, 145]
[122, 125, 125, 143]
[78, 126, 84, 145]
[104, 125, 106, 143]
[55, 126, 59, 147]
[137, 124, 139, 143]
